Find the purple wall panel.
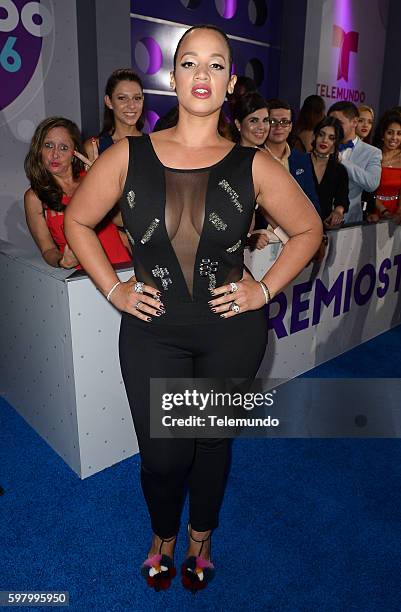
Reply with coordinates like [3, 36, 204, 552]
[131, 17, 280, 99]
[131, 0, 282, 47]
[131, 0, 283, 129]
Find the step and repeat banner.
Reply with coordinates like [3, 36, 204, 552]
[302, 0, 388, 111]
[246, 222, 401, 379]
[130, 0, 283, 131]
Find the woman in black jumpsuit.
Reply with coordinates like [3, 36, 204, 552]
[65, 25, 322, 593]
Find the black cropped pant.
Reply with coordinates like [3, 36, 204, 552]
[119, 309, 268, 539]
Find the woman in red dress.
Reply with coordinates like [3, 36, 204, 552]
[368, 112, 401, 223]
[24, 117, 130, 268]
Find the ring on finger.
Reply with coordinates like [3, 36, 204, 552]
[230, 301, 240, 314]
[229, 282, 238, 293]
[134, 281, 144, 294]
[135, 301, 143, 310]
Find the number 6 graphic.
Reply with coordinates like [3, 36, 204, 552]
[0, 36, 21, 72]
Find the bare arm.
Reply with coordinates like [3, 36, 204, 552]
[64, 139, 160, 319]
[208, 151, 322, 317]
[24, 189, 77, 268]
[253, 151, 323, 296]
[83, 137, 99, 163]
[64, 140, 127, 291]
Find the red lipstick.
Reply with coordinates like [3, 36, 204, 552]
[191, 85, 211, 99]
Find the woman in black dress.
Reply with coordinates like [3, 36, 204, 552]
[64, 25, 322, 593]
[309, 117, 349, 228]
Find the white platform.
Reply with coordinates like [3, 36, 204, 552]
[0, 241, 137, 479]
[1, 222, 400, 478]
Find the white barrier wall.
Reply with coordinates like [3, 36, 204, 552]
[1, 222, 400, 478]
[0, 241, 137, 478]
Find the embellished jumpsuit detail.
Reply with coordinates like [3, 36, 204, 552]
[119, 136, 268, 537]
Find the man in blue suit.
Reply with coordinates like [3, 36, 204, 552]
[328, 101, 382, 224]
[264, 98, 320, 213]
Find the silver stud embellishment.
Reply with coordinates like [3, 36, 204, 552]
[199, 259, 219, 290]
[152, 265, 172, 290]
[125, 229, 135, 247]
[209, 212, 227, 231]
[218, 180, 243, 213]
[226, 240, 241, 253]
[140, 218, 160, 244]
[126, 190, 136, 209]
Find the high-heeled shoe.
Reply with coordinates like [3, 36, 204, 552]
[141, 534, 177, 591]
[181, 524, 215, 593]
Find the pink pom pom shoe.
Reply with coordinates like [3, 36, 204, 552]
[181, 524, 215, 593]
[141, 535, 177, 592]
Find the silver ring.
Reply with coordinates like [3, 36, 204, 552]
[230, 302, 240, 314]
[134, 281, 144, 294]
[229, 282, 238, 293]
[135, 301, 142, 310]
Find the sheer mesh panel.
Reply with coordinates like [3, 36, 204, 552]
[165, 170, 209, 298]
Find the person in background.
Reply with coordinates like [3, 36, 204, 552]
[308, 117, 349, 227]
[81, 69, 145, 250]
[356, 104, 375, 144]
[232, 91, 270, 147]
[84, 69, 144, 158]
[264, 98, 320, 213]
[232, 91, 271, 249]
[24, 117, 130, 269]
[292, 94, 326, 153]
[367, 111, 401, 224]
[232, 92, 290, 248]
[328, 101, 381, 224]
[226, 75, 257, 121]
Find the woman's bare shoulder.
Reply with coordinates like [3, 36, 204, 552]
[24, 188, 41, 208]
[253, 148, 283, 172]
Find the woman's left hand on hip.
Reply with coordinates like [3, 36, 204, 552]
[208, 278, 266, 318]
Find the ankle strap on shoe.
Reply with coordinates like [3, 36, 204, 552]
[160, 535, 176, 543]
[157, 534, 176, 555]
[187, 524, 212, 543]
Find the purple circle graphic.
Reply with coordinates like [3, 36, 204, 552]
[135, 37, 163, 75]
[0, 0, 46, 111]
[144, 110, 160, 134]
[215, 0, 237, 19]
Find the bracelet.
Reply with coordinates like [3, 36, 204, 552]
[273, 226, 289, 244]
[259, 280, 271, 304]
[106, 281, 121, 302]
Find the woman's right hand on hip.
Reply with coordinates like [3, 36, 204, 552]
[109, 277, 165, 322]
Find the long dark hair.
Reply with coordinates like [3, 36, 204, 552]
[231, 92, 268, 142]
[373, 111, 401, 149]
[24, 117, 84, 212]
[311, 116, 344, 161]
[101, 69, 145, 135]
[294, 95, 325, 133]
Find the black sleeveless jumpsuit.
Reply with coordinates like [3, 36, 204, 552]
[119, 135, 268, 538]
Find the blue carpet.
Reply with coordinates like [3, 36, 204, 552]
[1, 327, 401, 611]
